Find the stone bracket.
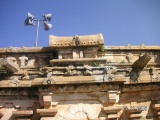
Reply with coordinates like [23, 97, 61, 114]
[107, 90, 120, 104]
[0, 58, 19, 72]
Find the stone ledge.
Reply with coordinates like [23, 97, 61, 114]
[103, 106, 122, 113]
[37, 109, 57, 116]
[50, 58, 107, 65]
[12, 110, 33, 116]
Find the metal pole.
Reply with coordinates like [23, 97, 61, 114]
[35, 20, 40, 47]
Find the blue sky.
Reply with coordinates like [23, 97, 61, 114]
[0, 0, 160, 47]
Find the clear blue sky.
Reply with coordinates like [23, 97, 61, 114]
[0, 0, 160, 47]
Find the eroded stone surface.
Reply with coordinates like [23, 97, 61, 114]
[0, 33, 160, 119]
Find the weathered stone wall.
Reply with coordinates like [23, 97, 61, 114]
[0, 34, 160, 119]
[0, 83, 160, 119]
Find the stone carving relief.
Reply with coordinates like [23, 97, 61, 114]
[2, 56, 36, 69]
[151, 70, 160, 82]
[65, 65, 74, 76]
[104, 66, 117, 81]
[6, 46, 27, 52]
[43, 72, 54, 84]
[47, 84, 119, 93]
[84, 65, 92, 76]
[7, 57, 18, 65]
[18, 55, 28, 67]
[21, 70, 30, 80]
[8, 77, 20, 87]
[53, 104, 101, 120]
[0, 55, 36, 81]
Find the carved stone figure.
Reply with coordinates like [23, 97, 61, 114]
[18, 55, 28, 67]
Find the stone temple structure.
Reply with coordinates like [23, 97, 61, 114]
[0, 33, 160, 120]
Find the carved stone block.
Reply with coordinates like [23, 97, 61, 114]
[37, 109, 57, 116]
[43, 95, 52, 106]
[19, 56, 28, 67]
[107, 90, 120, 104]
[12, 110, 33, 116]
[0, 58, 19, 72]
[42, 92, 53, 107]
[49, 33, 104, 49]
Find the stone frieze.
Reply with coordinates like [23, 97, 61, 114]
[0, 33, 160, 119]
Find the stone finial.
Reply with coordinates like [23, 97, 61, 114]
[140, 44, 146, 49]
[126, 44, 131, 49]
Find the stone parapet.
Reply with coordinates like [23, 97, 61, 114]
[0, 33, 160, 119]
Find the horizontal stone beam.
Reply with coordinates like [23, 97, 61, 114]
[12, 110, 33, 116]
[41, 117, 54, 120]
[50, 58, 107, 65]
[108, 114, 120, 119]
[103, 106, 122, 113]
[37, 109, 57, 116]
[130, 113, 142, 118]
